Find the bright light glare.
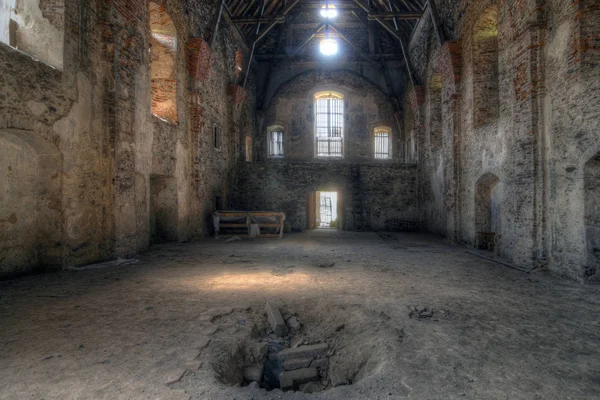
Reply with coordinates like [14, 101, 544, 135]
[320, 38, 338, 56]
[320, 5, 338, 18]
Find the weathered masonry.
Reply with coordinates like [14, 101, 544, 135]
[0, 0, 599, 283]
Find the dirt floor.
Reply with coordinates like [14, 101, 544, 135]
[1, 230, 600, 400]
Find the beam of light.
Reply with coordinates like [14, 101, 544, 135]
[320, 38, 338, 56]
[320, 5, 338, 19]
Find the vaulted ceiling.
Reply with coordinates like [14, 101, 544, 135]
[222, 0, 428, 110]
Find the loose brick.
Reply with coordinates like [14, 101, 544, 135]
[265, 301, 288, 336]
[277, 343, 328, 362]
[279, 367, 319, 390]
[283, 357, 312, 371]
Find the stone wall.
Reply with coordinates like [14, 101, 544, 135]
[407, 0, 600, 280]
[258, 70, 401, 162]
[232, 70, 417, 232]
[232, 162, 418, 232]
[0, 0, 254, 278]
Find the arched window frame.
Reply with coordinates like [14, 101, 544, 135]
[374, 126, 392, 160]
[313, 91, 344, 158]
[267, 125, 285, 158]
[150, 2, 178, 123]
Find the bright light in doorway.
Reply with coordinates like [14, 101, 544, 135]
[320, 38, 338, 56]
[320, 4, 338, 18]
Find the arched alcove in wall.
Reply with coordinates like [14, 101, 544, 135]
[474, 172, 500, 250]
[0, 130, 62, 278]
[473, 5, 499, 127]
[149, 2, 178, 123]
[585, 152, 600, 279]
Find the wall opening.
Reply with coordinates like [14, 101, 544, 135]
[235, 49, 243, 84]
[150, 175, 178, 243]
[0, 130, 62, 278]
[314, 91, 344, 158]
[585, 153, 600, 280]
[473, 6, 499, 127]
[316, 191, 338, 228]
[0, 0, 64, 69]
[374, 126, 391, 159]
[428, 73, 442, 149]
[474, 173, 500, 251]
[150, 2, 178, 123]
[245, 136, 253, 162]
[268, 126, 284, 158]
[213, 124, 222, 149]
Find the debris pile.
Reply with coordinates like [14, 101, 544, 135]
[242, 302, 332, 392]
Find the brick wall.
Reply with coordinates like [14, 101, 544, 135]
[407, 0, 600, 280]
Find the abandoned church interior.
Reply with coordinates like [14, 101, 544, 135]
[1, 0, 600, 398]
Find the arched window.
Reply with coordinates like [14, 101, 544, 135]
[0, 0, 64, 69]
[314, 91, 344, 158]
[374, 126, 392, 159]
[473, 6, 499, 127]
[150, 2, 177, 123]
[267, 126, 284, 158]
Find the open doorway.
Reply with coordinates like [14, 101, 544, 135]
[316, 191, 338, 228]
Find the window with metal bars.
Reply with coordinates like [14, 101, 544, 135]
[314, 92, 344, 157]
[269, 130, 284, 157]
[374, 127, 391, 159]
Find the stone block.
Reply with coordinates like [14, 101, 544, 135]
[283, 357, 312, 371]
[311, 357, 329, 369]
[265, 301, 288, 336]
[244, 364, 264, 382]
[279, 367, 319, 390]
[277, 343, 328, 362]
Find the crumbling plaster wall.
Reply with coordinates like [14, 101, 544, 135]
[408, 0, 600, 280]
[232, 70, 417, 231]
[0, 0, 253, 278]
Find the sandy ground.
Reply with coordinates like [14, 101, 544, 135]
[1, 230, 600, 400]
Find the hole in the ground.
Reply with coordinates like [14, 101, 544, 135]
[212, 302, 379, 393]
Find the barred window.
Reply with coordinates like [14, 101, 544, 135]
[269, 130, 284, 157]
[314, 91, 344, 157]
[374, 127, 391, 159]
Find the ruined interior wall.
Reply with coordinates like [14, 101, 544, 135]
[232, 163, 417, 232]
[409, 0, 600, 279]
[260, 71, 400, 163]
[543, 0, 600, 279]
[232, 71, 416, 231]
[0, 0, 253, 278]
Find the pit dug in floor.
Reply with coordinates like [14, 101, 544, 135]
[208, 300, 397, 394]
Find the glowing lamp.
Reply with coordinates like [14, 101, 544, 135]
[320, 38, 338, 56]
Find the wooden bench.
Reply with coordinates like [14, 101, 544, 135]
[213, 211, 285, 239]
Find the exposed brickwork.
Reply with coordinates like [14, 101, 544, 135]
[407, 0, 600, 280]
[187, 38, 214, 82]
[0, 0, 253, 277]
